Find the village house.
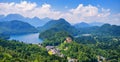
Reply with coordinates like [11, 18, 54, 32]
[46, 46, 55, 51]
[97, 55, 106, 62]
[45, 37, 73, 58]
[45, 46, 64, 57]
[67, 57, 78, 62]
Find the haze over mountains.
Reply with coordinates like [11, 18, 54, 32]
[74, 22, 91, 28]
[0, 14, 51, 27]
[0, 14, 114, 28]
[0, 13, 120, 36]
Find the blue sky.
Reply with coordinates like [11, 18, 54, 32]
[0, 0, 120, 25]
[0, 0, 120, 13]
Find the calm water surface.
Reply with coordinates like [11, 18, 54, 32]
[9, 33, 42, 44]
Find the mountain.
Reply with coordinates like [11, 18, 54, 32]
[29, 17, 50, 27]
[74, 22, 91, 28]
[76, 23, 120, 36]
[89, 22, 104, 26]
[0, 14, 51, 27]
[38, 18, 78, 35]
[1, 14, 24, 21]
[0, 20, 38, 35]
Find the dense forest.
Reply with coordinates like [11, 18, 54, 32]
[1, 31, 119, 62]
[0, 38, 67, 62]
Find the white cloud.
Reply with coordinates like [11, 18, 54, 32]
[0, 1, 37, 16]
[70, 4, 98, 17]
[15, 1, 37, 11]
[0, 1, 120, 25]
[0, 1, 61, 19]
[60, 4, 112, 24]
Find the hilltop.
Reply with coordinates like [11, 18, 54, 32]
[0, 20, 38, 35]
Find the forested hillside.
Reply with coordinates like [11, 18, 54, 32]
[0, 20, 38, 35]
[39, 29, 120, 62]
[0, 39, 66, 62]
[38, 18, 78, 35]
[77, 24, 120, 36]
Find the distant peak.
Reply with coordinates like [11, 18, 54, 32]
[52, 18, 66, 22]
[7, 14, 22, 16]
[80, 22, 88, 24]
[59, 18, 65, 21]
[101, 23, 111, 27]
[33, 17, 40, 19]
[6, 14, 24, 18]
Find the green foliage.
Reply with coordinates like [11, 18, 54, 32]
[40, 27, 120, 62]
[75, 36, 96, 44]
[40, 31, 71, 46]
[0, 39, 66, 62]
[58, 42, 98, 62]
[57, 40, 120, 62]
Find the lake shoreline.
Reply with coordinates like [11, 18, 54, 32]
[9, 33, 43, 44]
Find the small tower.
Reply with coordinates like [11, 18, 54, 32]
[65, 37, 72, 43]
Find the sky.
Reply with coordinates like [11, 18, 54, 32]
[0, 0, 120, 25]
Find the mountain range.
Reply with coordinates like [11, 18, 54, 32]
[0, 14, 51, 27]
[76, 23, 120, 36]
[73, 22, 104, 28]
[74, 22, 91, 28]
[0, 14, 119, 37]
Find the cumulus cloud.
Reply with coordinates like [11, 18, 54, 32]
[0, 1, 119, 25]
[60, 4, 112, 23]
[0, 1, 37, 16]
[70, 4, 98, 17]
[0, 1, 61, 19]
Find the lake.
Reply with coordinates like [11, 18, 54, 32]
[9, 33, 42, 44]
